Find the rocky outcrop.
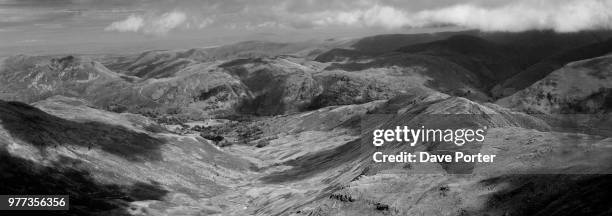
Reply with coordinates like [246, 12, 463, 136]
[0, 55, 127, 102]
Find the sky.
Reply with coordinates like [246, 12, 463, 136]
[2, 0, 612, 56]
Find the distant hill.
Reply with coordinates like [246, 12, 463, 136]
[397, 35, 522, 89]
[314, 31, 468, 62]
[498, 54, 612, 114]
[315, 30, 612, 101]
[351, 31, 475, 54]
[492, 38, 612, 98]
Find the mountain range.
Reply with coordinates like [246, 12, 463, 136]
[1, 30, 612, 215]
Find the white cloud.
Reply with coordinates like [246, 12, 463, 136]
[306, 0, 612, 32]
[143, 11, 187, 35]
[414, 0, 612, 32]
[310, 5, 411, 29]
[105, 11, 190, 35]
[104, 14, 144, 32]
[103, 0, 612, 34]
[198, 17, 214, 29]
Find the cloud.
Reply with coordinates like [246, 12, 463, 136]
[143, 11, 187, 35]
[104, 14, 143, 32]
[310, 5, 410, 29]
[304, 0, 612, 32]
[414, 0, 612, 32]
[100, 0, 612, 34]
[104, 11, 189, 35]
[197, 17, 214, 29]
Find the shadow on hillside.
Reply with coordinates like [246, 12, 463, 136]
[0, 149, 168, 216]
[0, 101, 164, 161]
[479, 174, 612, 216]
[260, 139, 363, 184]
